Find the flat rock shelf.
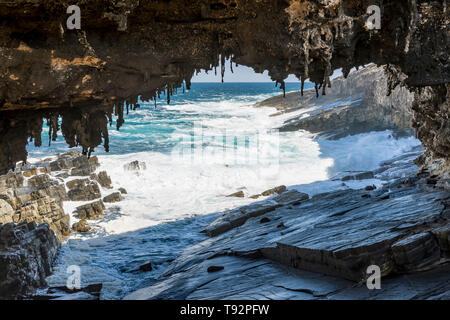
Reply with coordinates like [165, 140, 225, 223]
[126, 156, 450, 300]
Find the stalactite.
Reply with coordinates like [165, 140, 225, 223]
[300, 77, 305, 96]
[116, 102, 124, 130]
[221, 54, 226, 83]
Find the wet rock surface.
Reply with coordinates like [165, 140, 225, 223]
[103, 192, 122, 203]
[33, 284, 103, 300]
[124, 161, 147, 174]
[127, 156, 450, 300]
[258, 66, 414, 139]
[91, 171, 112, 189]
[72, 219, 91, 233]
[67, 179, 101, 201]
[75, 200, 105, 220]
[0, 221, 60, 299]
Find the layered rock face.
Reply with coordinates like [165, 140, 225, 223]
[126, 151, 450, 300]
[0, 171, 70, 241]
[0, 221, 59, 299]
[0, 151, 124, 298]
[0, 0, 448, 174]
[257, 65, 415, 139]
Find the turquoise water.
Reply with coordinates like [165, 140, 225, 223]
[29, 82, 306, 157]
[28, 82, 421, 299]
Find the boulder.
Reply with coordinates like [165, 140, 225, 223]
[103, 192, 122, 203]
[72, 219, 91, 233]
[90, 171, 112, 189]
[67, 179, 101, 201]
[118, 187, 128, 194]
[261, 185, 287, 196]
[226, 191, 245, 198]
[75, 200, 105, 220]
[124, 160, 147, 172]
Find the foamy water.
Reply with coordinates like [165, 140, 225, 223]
[28, 83, 421, 299]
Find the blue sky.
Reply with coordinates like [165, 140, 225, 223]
[191, 59, 344, 82]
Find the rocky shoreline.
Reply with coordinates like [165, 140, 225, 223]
[125, 151, 450, 300]
[123, 68, 450, 300]
[256, 65, 414, 140]
[0, 151, 130, 299]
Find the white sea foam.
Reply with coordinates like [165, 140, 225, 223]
[38, 88, 422, 299]
[92, 100, 421, 235]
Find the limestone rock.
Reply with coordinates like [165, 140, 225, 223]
[0, 172, 24, 189]
[226, 191, 245, 198]
[75, 200, 105, 220]
[261, 185, 286, 197]
[15, 196, 70, 241]
[103, 192, 122, 203]
[90, 171, 112, 189]
[70, 156, 100, 176]
[124, 161, 147, 172]
[72, 219, 91, 233]
[67, 179, 101, 201]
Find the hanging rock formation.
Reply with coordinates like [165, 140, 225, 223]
[0, 0, 448, 174]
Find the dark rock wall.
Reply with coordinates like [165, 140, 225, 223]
[0, 221, 60, 299]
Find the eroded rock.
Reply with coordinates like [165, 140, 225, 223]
[124, 161, 147, 172]
[103, 192, 122, 203]
[67, 179, 101, 201]
[226, 191, 245, 198]
[72, 219, 91, 233]
[75, 200, 105, 220]
[90, 171, 112, 189]
[0, 222, 59, 299]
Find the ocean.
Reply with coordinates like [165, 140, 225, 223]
[27, 82, 422, 299]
